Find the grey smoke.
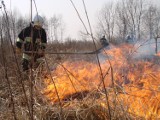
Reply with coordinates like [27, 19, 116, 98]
[133, 39, 160, 59]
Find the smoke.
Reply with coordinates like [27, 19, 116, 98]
[98, 45, 111, 63]
[132, 39, 160, 59]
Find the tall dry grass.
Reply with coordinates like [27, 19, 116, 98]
[0, 40, 139, 120]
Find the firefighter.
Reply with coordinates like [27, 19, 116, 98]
[16, 14, 47, 71]
[100, 35, 109, 46]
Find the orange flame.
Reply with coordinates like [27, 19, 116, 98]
[42, 44, 160, 118]
[156, 52, 160, 57]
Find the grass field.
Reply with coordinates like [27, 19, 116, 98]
[0, 40, 160, 119]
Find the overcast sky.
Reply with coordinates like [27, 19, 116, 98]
[4, 0, 117, 39]
[3, 0, 159, 39]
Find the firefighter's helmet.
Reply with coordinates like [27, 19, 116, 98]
[33, 14, 44, 27]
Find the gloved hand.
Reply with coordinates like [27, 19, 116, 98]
[16, 47, 22, 54]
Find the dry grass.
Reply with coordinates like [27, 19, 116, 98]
[0, 40, 103, 120]
[1, 41, 159, 120]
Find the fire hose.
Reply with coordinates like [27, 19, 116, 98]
[23, 45, 108, 55]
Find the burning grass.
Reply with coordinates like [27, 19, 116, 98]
[40, 44, 160, 119]
[1, 43, 160, 119]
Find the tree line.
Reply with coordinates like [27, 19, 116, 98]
[0, 0, 160, 45]
[96, 0, 160, 43]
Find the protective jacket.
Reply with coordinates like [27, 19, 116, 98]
[16, 23, 47, 52]
[100, 36, 109, 46]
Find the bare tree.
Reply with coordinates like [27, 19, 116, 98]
[143, 5, 160, 39]
[143, 5, 160, 53]
[97, 2, 116, 43]
[115, 1, 128, 41]
[97, 0, 150, 43]
[48, 15, 65, 43]
[16, 16, 29, 34]
[123, 0, 145, 40]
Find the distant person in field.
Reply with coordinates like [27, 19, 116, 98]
[100, 35, 109, 46]
[16, 14, 47, 71]
[125, 34, 134, 44]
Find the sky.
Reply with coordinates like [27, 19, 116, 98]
[3, 0, 159, 39]
[4, 0, 115, 39]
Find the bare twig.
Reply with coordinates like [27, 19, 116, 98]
[82, 0, 112, 119]
[44, 57, 63, 119]
[1, 1, 31, 118]
[0, 18, 17, 120]
[69, 0, 89, 34]
[57, 62, 87, 91]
